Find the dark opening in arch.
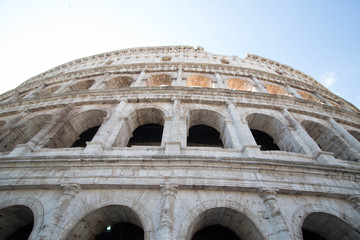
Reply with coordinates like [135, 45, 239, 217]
[127, 123, 163, 147]
[187, 124, 224, 147]
[302, 229, 326, 240]
[71, 125, 100, 147]
[192, 224, 241, 240]
[6, 222, 34, 240]
[250, 129, 280, 151]
[95, 222, 144, 240]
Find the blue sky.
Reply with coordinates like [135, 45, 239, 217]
[1, 0, 359, 109]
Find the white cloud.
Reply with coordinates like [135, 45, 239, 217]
[320, 71, 337, 88]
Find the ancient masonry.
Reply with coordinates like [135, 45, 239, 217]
[0, 46, 359, 240]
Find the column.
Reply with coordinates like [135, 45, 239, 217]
[281, 108, 336, 163]
[285, 85, 302, 98]
[313, 93, 332, 106]
[158, 185, 178, 240]
[347, 195, 360, 212]
[328, 117, 360, 152]
[175, 67, 183, 86]
[251, 75, 268, 92]
[226, 102, 260, 156]
[8, 105, 73, 156]
[259, 188, 292, 240]
[214, 73, 225, 88]
[131, 70, 146, 87]
[83, 99, 128, 154]
[165, 99, 182, 154]
[38, 184, 81, 240]
[89, 73, 109, 90]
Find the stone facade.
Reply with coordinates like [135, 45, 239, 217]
[0, 46, 359, 240]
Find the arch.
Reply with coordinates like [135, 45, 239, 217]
[181, 200, 266, 240]
[187, 109, 233, 148]
[147, 74, 172, 86]
[113, 108, 165, 147]
[59, 198, 154, 240]
[302, 120, 357, 161]
[105, 76, 134, 89]
[292, 203, 360, 240]
[46, 109, 106, 148]
[0, 198, 44, 240]
[69, 79, 95, 91]
[0, 114, 52, 152]
[187, 125, 224, 147]
[297, 90, 321, 103]
[348, 130, 360, 143]
[264, 83, 290, 96]
[186, 75, 212, 88]
[246, 113, 305, 153]
[227, 78, 256, 92]
[38, 85, 61, 96]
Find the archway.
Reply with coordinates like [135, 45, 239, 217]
[0, 205, 34, 240]
[105, 76, 133, 89]
[147, 74, 172, 86]
[302, 120, 357, 161]
[46, 109, 106, 148]
[127, 123, 163, 146]
[70, 79, 95, 91]
[38, 85, 61, 96]
[297, 90, 321, 103]
[186, 75, 212, 88]
[189, 207, 263, 240]
[66, 205, 144, 240]
[227, 78, 256, 92]
[348, 130, 360, 143]
[264, 83, 290, 96]
[187, 124, 223, 147]
[187, 109, 232, 148]
[247, 113, 304, 153]
[302, 212, 360, 240]
[0, 114, 52, 152]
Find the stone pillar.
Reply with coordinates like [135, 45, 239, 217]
[328, 117, 360, 152]
[8, 105, 73, 156]
[38, 184, 81, 240]
[53, 80, 73, 94]
[214, 73, 225, 88]
[165, 99, 182, 154]
[226, 102, 260, 156]
[175, 67, 183, 86]
[131, 70, 146, 87]
[251, 75, 268, 93]
[280, 108, 337, 164]
[259, 188, 293, 240]
[83, 99, 128, 154]
[158, 185, 178, 240]
[89, 73, 109, 90]
[313, 93, 332, 106]
[285, 85, 302, 98]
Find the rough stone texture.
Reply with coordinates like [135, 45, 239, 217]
[0, 45, 359, 240]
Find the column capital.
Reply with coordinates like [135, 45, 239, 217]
[160, 184, 178, 197]
[61, 183, 81, 198]
[259, 188, 278, 202]
[347, 195, 360, 210]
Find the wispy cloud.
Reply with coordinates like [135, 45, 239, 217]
[320, 71, 337, 88]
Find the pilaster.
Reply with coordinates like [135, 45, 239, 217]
[158, 184, 178, 240]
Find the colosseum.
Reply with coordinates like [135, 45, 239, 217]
[0, 45, 359, 240]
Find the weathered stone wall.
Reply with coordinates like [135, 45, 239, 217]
[0, 46, 359, 240]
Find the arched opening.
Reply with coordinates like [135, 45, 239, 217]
[147, 74, 172, 86]
[0, 205, 34, 240]
[247, 113, 304, 153]
[189, 207, 263, 240]
[348, 130, 360, 143]
[227, 78, 256, 92]
[186, 75, 212, 88]
[46, 109, 106, 148]
[192, 224, 240, 240]
[250, 129, 280, 151]
[187, 125, 224, 147]
[301, 212, 360, 240]
[187, 109, 233, 148]
[66, 205, 144, 240]
[302, 120, 357, 161]
[38, 85, 61, 96]
[113, 108, 165, 147]
[0, 114, 52, 152]
[70, 79, 95, 91]
[105, 76, 133, 89]
[71, 125, 100, 147]
[297, 90, 321, 103]
[127, 123, 163, 147]
[264, 83, 290, 96]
